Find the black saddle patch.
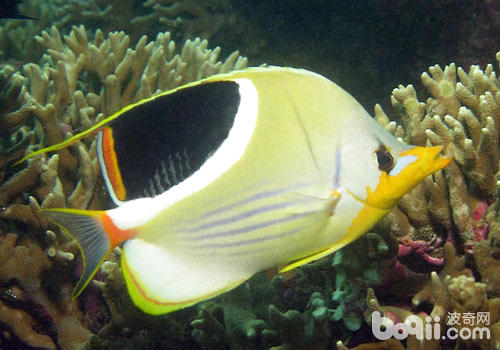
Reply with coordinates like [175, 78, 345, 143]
[106, 80, 241, 200]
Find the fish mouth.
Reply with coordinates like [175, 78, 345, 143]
[409, 145, 451, 177]
[346, 145, 451, 211]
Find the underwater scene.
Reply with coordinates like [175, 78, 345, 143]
[1, 0, 500, 349]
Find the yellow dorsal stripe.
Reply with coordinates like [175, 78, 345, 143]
[12, 72, 245, 166]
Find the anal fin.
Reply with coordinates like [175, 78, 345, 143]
[121, 239, 253, 315]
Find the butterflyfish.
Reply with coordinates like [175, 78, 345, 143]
[23, 67, 451, 315]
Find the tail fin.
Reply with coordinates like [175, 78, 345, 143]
[43, 208, 111, 297]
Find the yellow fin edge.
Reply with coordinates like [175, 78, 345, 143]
[279, 231, 363, 273]
[13, 73, 241, 166]
[43, 208, 111, 298]
[121, 253, 247, 315]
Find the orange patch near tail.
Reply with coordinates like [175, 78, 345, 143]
[100, 213, 137, 247]
[101, 127, 127, 201]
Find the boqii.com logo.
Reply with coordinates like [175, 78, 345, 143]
[371, 311, 491, 340]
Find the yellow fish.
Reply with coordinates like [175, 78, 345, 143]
[24, 67, 450, 315]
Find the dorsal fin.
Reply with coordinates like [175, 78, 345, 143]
[97, 80, 241, 203]
[15, 77, 242, 206]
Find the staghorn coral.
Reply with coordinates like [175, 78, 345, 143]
[2, 15, 500, 350]
[0, 64, 35, 174]
[39, 0, 234, 49]
[357, 241, 500, 350]
[0, 25, 248, 349]
[360, 243, 464, 350]
[369, 57, 500, 348]
[0, 0, 59, 63]
[339, 52, 500, 349]
[0, 298, 56, 350]
[1, 24, 247, 213]
[52, 0, 233, 42]
[32, 24, 247, 116]
[474, 202, 500, 295]
[362, 273, 500, 350]
[52, 0, 141, 36]
[375, 58, 500, 253]
[135, 0, 233, 40]
[0, 232, 91, 349]
[0, 0, 240, 67]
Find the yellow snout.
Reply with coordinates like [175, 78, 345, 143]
[363, 145, 451, 210]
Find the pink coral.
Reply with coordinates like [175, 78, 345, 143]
[397, 236, 444, 273]
[464, 199, 490, 254]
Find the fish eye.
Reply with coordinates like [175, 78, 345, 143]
[375, 145, 394, 172]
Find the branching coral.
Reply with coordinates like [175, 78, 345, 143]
[474, 204, 500, 295]
[0, 25, 248, 349]
[0, 232, 91, 349]
[52, 0, 140, 35]
[360, 242, 500, 350]
[0, 0, 59, 63]
[0, 64, 35, 172]
[33, 24, 246, 115]
[0, 0, 232, 64]
[52, 0, 233, 42]
[2, 10, 500, 348]
[45, 0, 234, 46]
[375, 58, 500, 253]
[339, 52, 500, 349]
[1, 24, 247, 213]
[136, 0, 233, 39]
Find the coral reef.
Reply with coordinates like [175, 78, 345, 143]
[361, 254, 500, 350]
[1, 4, 500, 348]
[135, 0, 233, 40]
[1, 24, 247, 214]
[0, 0, 237, 64]
[330, 232, 393, 331]
[474, 203, 500, 295]
[0, 64, 34, 172]
[0, 0, 63, 64]
[0, 25, 247, 349]
[375, 60, 500, 252]
[52, 0, 234, 42]
[349, 53, 500, 349]
[0, 232, 90, 350]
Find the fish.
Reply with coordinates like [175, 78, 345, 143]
[0, 0, 36, 20]
[22, 67, 451, 315]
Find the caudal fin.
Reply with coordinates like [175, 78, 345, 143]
[43, 208, 111, 297]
